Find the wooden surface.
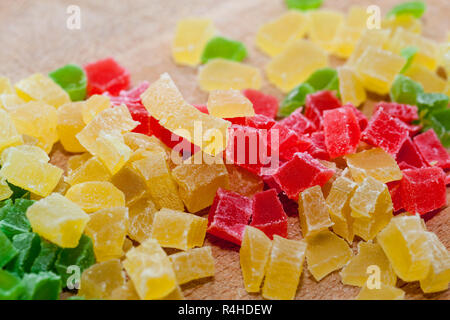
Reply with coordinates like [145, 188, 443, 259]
[0, 0, 449, 300]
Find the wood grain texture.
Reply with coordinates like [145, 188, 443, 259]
[0, 0, 449, 300]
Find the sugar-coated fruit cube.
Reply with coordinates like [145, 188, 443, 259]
[207, 89, 254, 118]
[251, 189, 288, 239]
[304, 90, 341, 129]
[30, 240, 60, 274]
[387, 180, 403, 212]
[338, 66, 366, 107]
[242, 89, 279, 119]
[262, 235, 306, 300]
[21, 271, 62, 300]
[396, 138, 426, 168]
[332, 7, 367, 58]
[0, 178, 12, 201]
[279, 108, 316, 136]
[201, 36, 247, 64]
[81, 94, 110, 125]
[84, 57, 130, 96]
[0, 229, 18, 268]
[57, 101, 86, 153]
[169, 247, 215, 285]
[127, 196, 158, 244]
[308, 10, 344, 52]
[404, 64, 447, 93]
[0, 199, 34, 239]
[0, 269, 24, 299]
[111, 164, 147, 206]
[278, 83, 315, 117]
[48, 64, 87, 101]
[0, 109, 23, 154]
[389, 74, 424, 106]
[66, 156, 111, 186]
[5, 232, 40, 277]
[306, 131, 329, 160]
[374, 102, 419, 124]
[109, 281, 140, 300]
[0, 93, 25, 111]
[346, 29, 390, 68]
[298, 186, 333, 238]
[413, 129, 450, 169]
[269, 122, 312, 162]
[224, 164, 264, 198]
[355, 283, 405, 300]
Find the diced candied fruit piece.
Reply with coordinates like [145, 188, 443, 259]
[84, 57, 130, 96]
[413, 129, 450, 169]
[374, 102, 418, 124]
[308, 10, 344, 52]
[387, 1, 426, 19]
[81, 94, 110, 125]
[124, 132, 166, 153]
[21, 271, 62, 300]
[262, 235, 306, 300]
[224, 165, 263, 199]
[306, 230, 353, 281]
[0, 229, 18, 268]
[306, 131, 329, 160]
[396, 138, 426, 168]
[332, 7, 367, 58]
[0, 199, 33, 239]
[150, 208, 207, 251]
[239, 226, 272, 293]
[170, 246, 215, 285]
[57, 101, 86, 153]
[0, 109, 23, 154]
[298, 186, 333, 238]
[346, 29, 391, 68]
[338, 66, 366, 107]
[404, 64, 447, 93]
[279, 108, 316, 136]
[128, 195, 158, 244]
[0, 269, 24, 299]
[110, 280, 140, 300]
[0, 178, 12, 201]
[14, 73, 70, 108]
[304, 90, 341, 129]
[48, 64, 87, 101]
[65, 181, 125, 213]
[67, 153, 91, 175]
[66, 156, 111, 186]
[356, 283, 405, 300]
[201, 36, 247, 64]
[387, 180, 404, 212]
[207, 89, 254, 118]
[390, 74, 424, 106]
[207, 188, 253, 245]
[0, 77, 14, 94]
[0, 93, 25, 111]
[30, 240, 60, 273]
[251, 189, 288, 239]
[242, 90, 279, 119]
[6, 232, 41, 276]
[279, 83, 315, 117]
[265, 40, 328, 92]
[269, 122, 312, 162]
[111, 164, 147, 206]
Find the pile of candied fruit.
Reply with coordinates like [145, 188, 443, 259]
[0, 0, 449, 300]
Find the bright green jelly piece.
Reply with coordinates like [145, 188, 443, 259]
[0, 269, 24, 300]
[387, 1, 426, 19]
[54, 234, 95, 287]
[5, 232, 41, 277]
[0, 229, 18, 268]
[48, 64, 87, 101]
[279, 83, 315, 117]
[0, 199, 34, 239]
[201, 36, 248, 64]
[400, 46, 418, 73]
[417, 92, 449, 115]
[390, 74, 424, 105]
[31, 240, 61, 273]
[424, 109, 450, 147]
[21, 271, 62, 300]
[305, 67, 339, 93]
[285, 0, 323, 11]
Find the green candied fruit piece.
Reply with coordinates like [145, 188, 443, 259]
[48, 64, 87, 101]
[21, 271, 62, 300]
[279, 83, 315, 117]
[390, 74, 424, 105]
[201, 36, 248, 64]
[417, 92, 449, 115]
[424, 108, 450, 147]
[31, 240, 61, 273]
[400, 46, 418, 73]
[0, 199, 34, 239]
[7, 182, 30, 200]
[304, 67, 339, 93]
[5, 232, 41, 277]
[0, 229, 18, 268]
[0, 269, 24, 300]
[387, 1, 426, 19]
[285, 0, 323, 11]
[54, 234, 96, 287]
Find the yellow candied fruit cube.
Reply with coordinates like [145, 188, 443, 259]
[172, 18, 216, 66]
[128, 195, 158, 244]
[123, 238, 177, 300]
[332, 24, 363, 59]
[26, 193, 89, 248]
[81, 94, 110, 124]
[150, 208, 207, 251]
[338, 66, 366, 107]
[308, 10, 344, 52]
[0, 77, 14, 94]
[326, 176, 358, 243]
[382, 14, 422, 34]
[240, 226, 272, 293]
[0, 178, 12, 201]
[345, 148, 402, 184]
[262, 235, 306, 300]
[65, 181, 125, 213]
[265, 39, 328, 93]
[346, 29, 391, 68]
[298, 185, 334, 238]
[0, 93, 25, 111]
[169, 246, 215, 285]
[162, 285, 185, 300]
[0, 146, 62, 197]
[207, 90, 255, 118]
[124, 132, 167, 153]
[79, 259, 127, 300]
[306, 230, 353, 281]
[110, 280, 140, 300]
[0, 108, 23, 153]
[340, 241, 397, 287]
[198, 59, 262, 92]
[404, 64, 447, 93]
[377, 215, 432, 282]
[84, 207, 129, 262]
[57, 102, 86, 153]
[111, 164, 147, 206]
[65, 156, 111, 186]
[255, 10, 309, 57]
[67, 153, 92, 175]
[142, 73, 231, 156]
[224, 164, 264, 198]
[347, 6, 369, 30]
[356, 283, 405, 300]
[420, 232, 450, 293]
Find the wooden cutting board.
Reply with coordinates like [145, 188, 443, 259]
[0, 0, 449, 300]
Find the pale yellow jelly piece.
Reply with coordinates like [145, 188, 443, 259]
[0, 77, 14, 95]
[111, 164, 147, 206]
[57, 102, 86, 153]
[356, 283, 405, 300]
[377, 215, 432, 282]
[65, 156, 111, 186]
[255, 10, 309, 57]
[347, 6, 369, 30]
[345, 148, 402, 184]
[262, 235, 306, 300]
[298, 185, 334, 239]
[172, 18, 215, 66]
[308, 10, 344, 52]
[110, 280, 140, 300]
[14, 73, 70, 108]
[0, 93, 25, 111]
[162, 285, 185, 300]
[0, 146, 62, 197]
[127, 195, 158, 244]
[198, 59, 262, 91]
[81, 94, 110, 124]
[131, 150, 184, 211]
[346, 29, 391, 68]
[9, 101, 58, 153]
[382, 14, 422, 34]
[150, 208, 207, 251]
[123, 238, 177, 300]
[65, 181, 125, 213]
[171, 155, 229, 213]
[0, 108, 23, 153]
[169, 246, 215, 285]
[404, 64, 447, 93]
[26, 193, 89, 248]
[84, 207, 129, 262]
[338, 66, 366, 107]
[142, 73, 230, 156]
[67, 153, 92, 175]
[332, 24, 364, 59]
[265, 39, 328, 93]
[207, 90, 255, 118]
[96, 130, 133, 175]
[240, 226, 272, 293]
[1, 145, 49, 164]
[124, 132, 167, 153]
[340, 242, 397, 287]
[78, 259, 127, 300]
[420, 232, 450, 293]
[0, 178, 12, 201]
[306, 230, 353, 281]
[326, 176, 358, 243]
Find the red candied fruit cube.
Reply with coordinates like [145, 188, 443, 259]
[207, 188, 253, 245]
[361, 108, 410, 155]
[343, 104, 368, 131]
[84, 57, 130, 96]
[225, 117, 247, 125]
[245, 114, 276, 130]
[268, 123, 311, 162]
[446, 173, 450, 186]
[279, 108, 316, 135]
[272, 152, 335, 200]
[374, 102, 419, 123]
[250, 189, 288, 239]
[400, 167, 446, 215]
[396, 138, 426, 168]
[413, 129, 450, 169]
[387, 181, 403, 213]
[323, 106, 360, 158]
[242, 89, 279, 119]
[127, 104, 151, 135]
[304, 90, 341, 129]
[406, 124, 422, 137]
[306, 131, 330, 160]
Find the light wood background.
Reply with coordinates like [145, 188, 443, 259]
[0, 0, 448, 300]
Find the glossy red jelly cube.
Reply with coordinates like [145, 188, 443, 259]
[279, 108, 316, 135]
[413, 129, 450, 169]
[396, 138, 426, 168]
[374, 102, 419, 123]
[84, 57, 130, 96]
[306, 131, 330, 161]
[304, 90, 341, 129]
[268, 123, 311, 162]
[242, 89, 279, 119]
[343, 104, 368, 131]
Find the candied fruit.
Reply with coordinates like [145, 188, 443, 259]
[251, 189, 288, 239]
[84, 57, 130, 96]
[298, 186, 333, 238]
[57, 101, 86, 153]
[169, 246, 215, 285]
[207, 90, 254, 118]
[356, 283, 405, 300]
